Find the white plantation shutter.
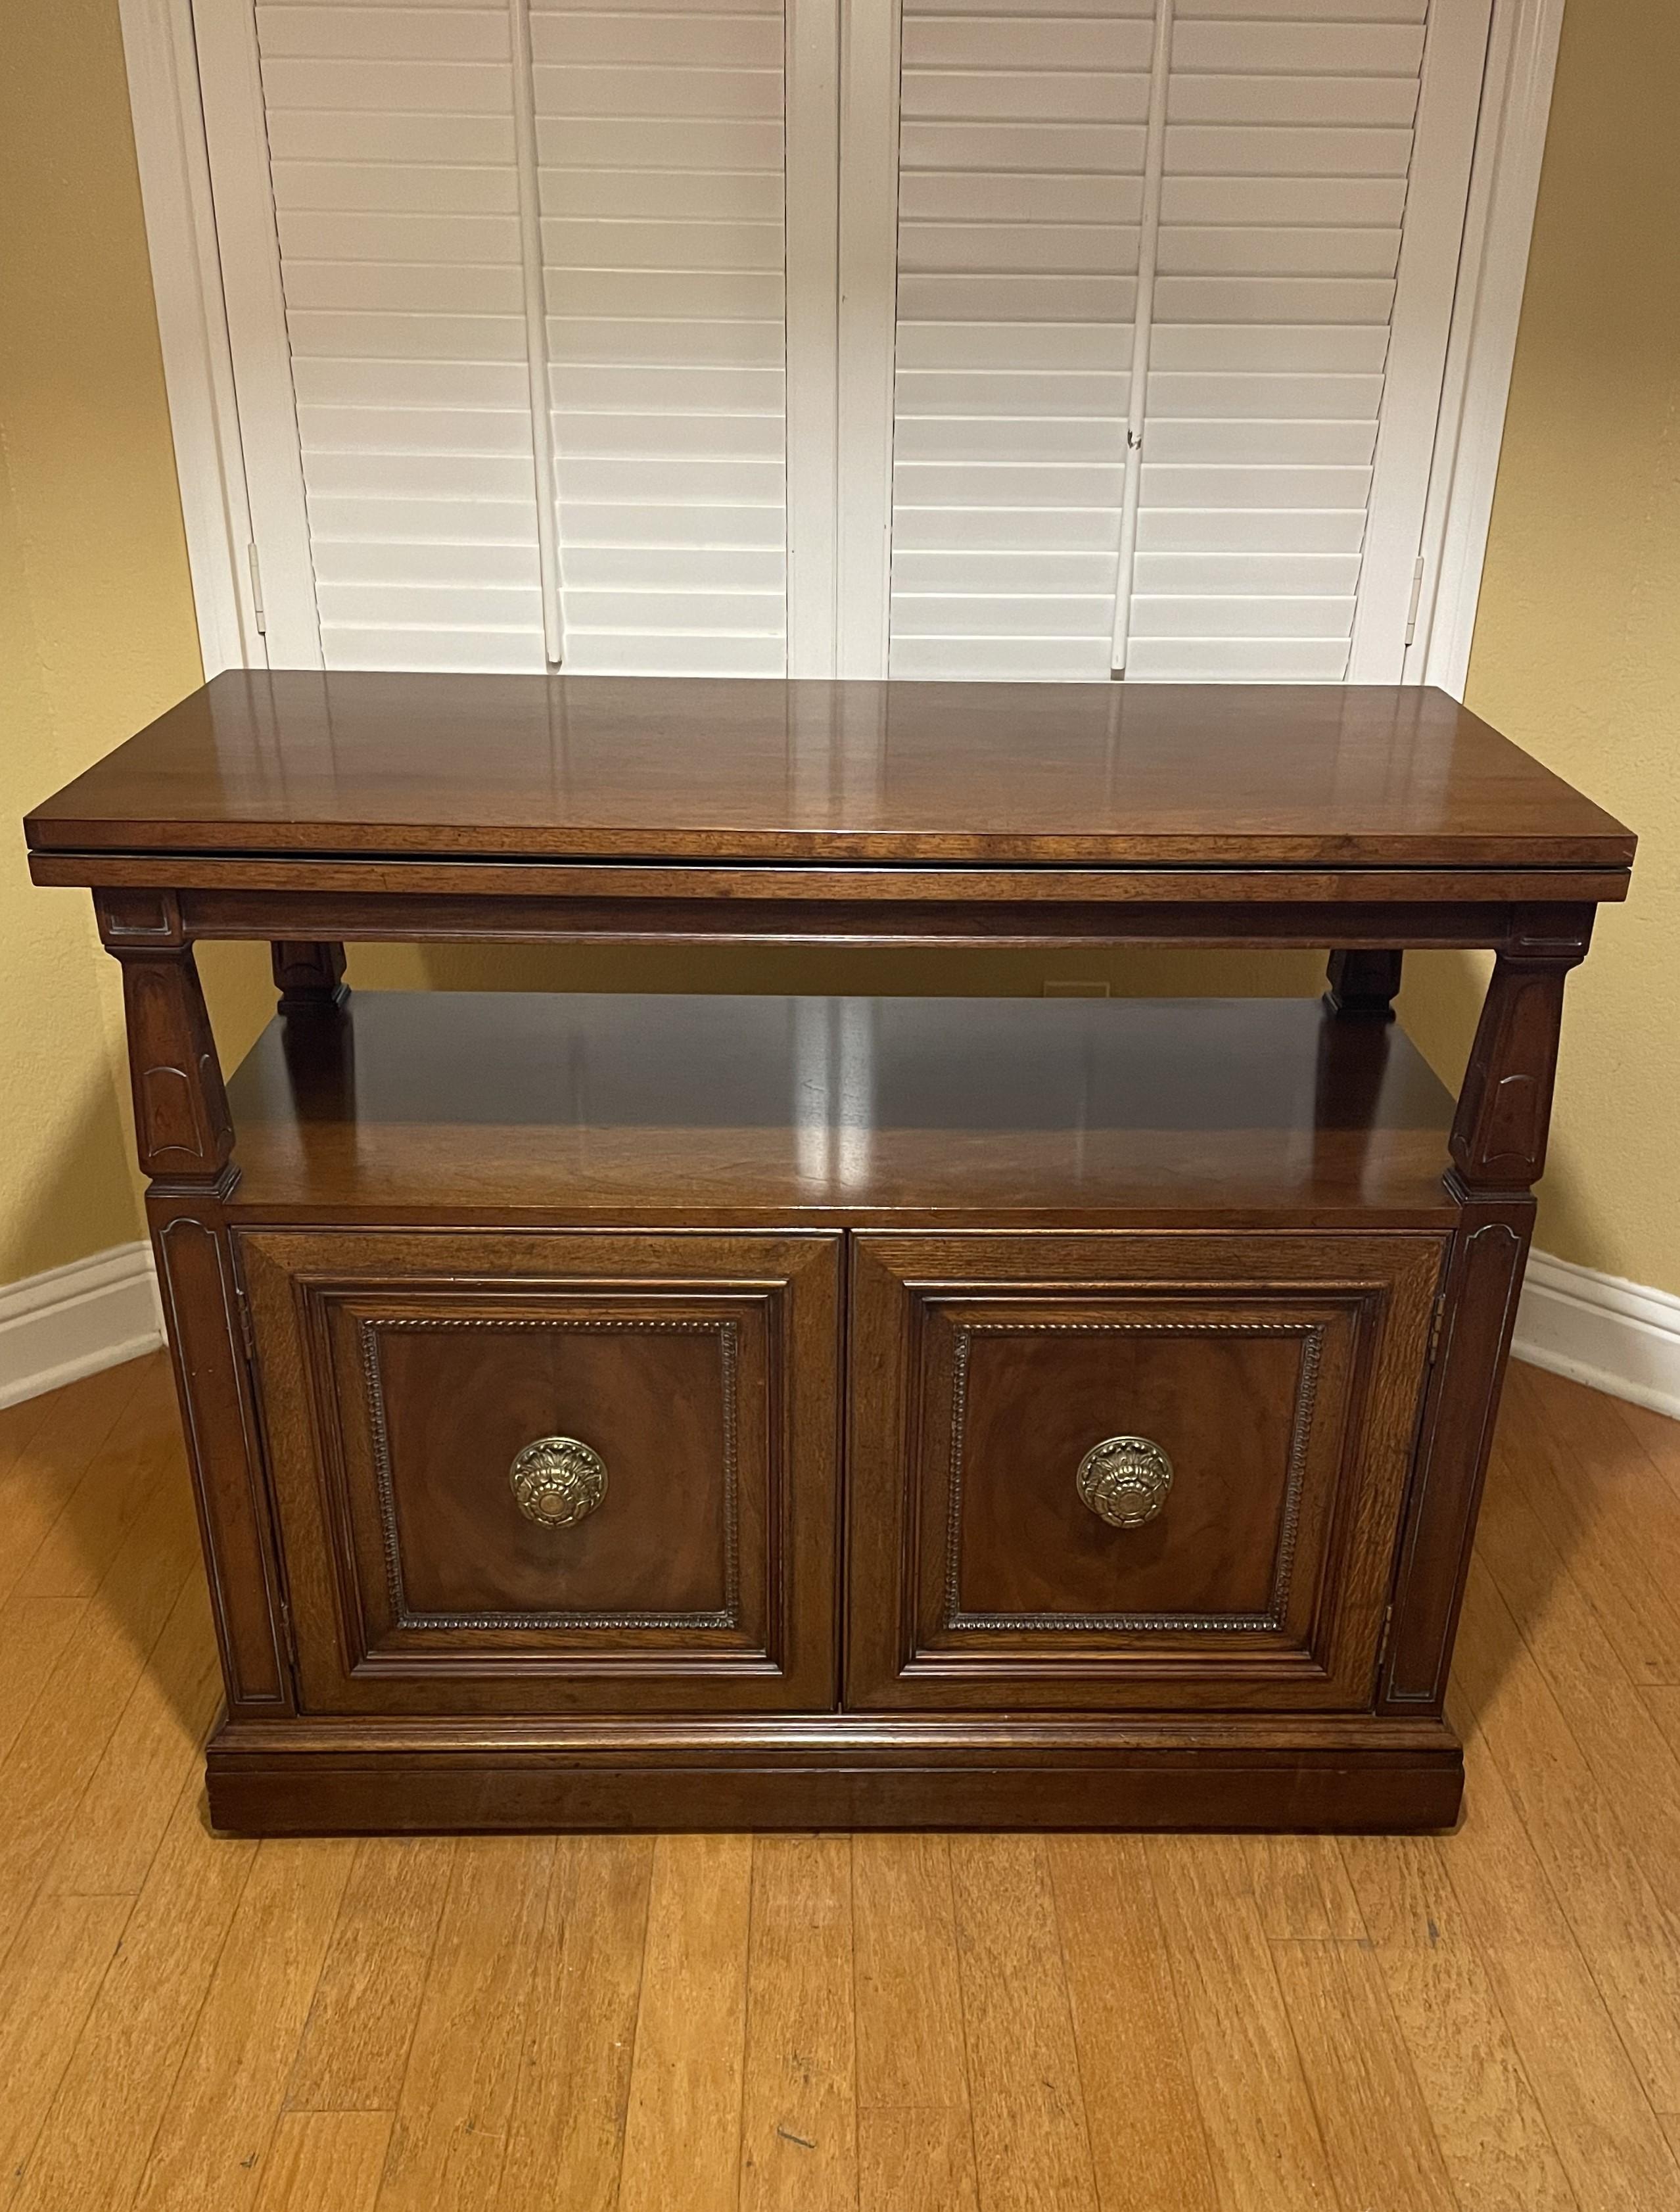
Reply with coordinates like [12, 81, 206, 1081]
[230, 0, 797, 674]
[1129, 0, 1424, 679]
[200, 0, 1488, 682]
[532, 0, 790, 673]
[256, 1, 546, 671]
[889, 0, 1152, 680]
[881, 0, 1484, 682]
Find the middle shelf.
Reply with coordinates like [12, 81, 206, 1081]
[222, 988, 1458, 1225]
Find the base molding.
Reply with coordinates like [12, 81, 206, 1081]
[0, 1240, 163, 1411]
[1514, 1248, 1680, 1421]
[206, 1713, 1464, 1835]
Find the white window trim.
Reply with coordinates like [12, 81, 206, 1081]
[117, 0, 264, 674]
[122, 0, 1564, 701]
[1346, 0, 1493, 682]
[1406, 0, 1566, 697]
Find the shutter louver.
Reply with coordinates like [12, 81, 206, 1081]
[886, 0, 1433, 682]
[1129, 0, 1426, 678]
[258, 1, 546, 671]
[532, 0, 789, 672]
[889, 0, 1155, 681]
[253, 0, 790, 675]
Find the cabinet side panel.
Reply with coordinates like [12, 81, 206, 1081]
[151, 1204, 294, 1709]
[1381, 1202, 1531, 1708]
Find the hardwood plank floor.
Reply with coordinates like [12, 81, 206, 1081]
[2, 1350, 1679, 2211]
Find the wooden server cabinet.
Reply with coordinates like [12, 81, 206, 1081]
[26, 675, 1635, 1831]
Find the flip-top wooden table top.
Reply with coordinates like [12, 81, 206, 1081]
[26, 673, 1633, 891]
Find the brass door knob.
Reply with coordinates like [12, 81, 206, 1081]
[1076, 1436, 1173, 1528]
[509, 1435, 607, 1528]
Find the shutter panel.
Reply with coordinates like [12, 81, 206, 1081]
[889, 0, 1154, 681]
[1129, 0, 1424, 679]
[532, 0, 789, 672]
[250, 0, 792, 674]
[881, 0, 1469, 683]
[258, 0, 544, 672]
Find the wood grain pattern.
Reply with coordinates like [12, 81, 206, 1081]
[498, 1835, 652, 2212]
[1338, 1835, 1580, 2212]
[9, 1768, 260, 2212]
[846, 1228, 1443, 1712]
[374, 1836, 552, 2212]
[25, 672, 1635, 869]
[285, 1839, 455, 2113]
[857, 2107, 979, 2212]
[254, 2113, 391, 2212]
[130, 1840, 354, 2212]
[948, 1835, 1100, 2212]
[239, 1226, 840, 1717]
[1047, 1835, 1219, 2212]
[3, 1354, 1679, 2208]
[1266, 1932, 1458, 2212]
[28, 679, 1632, 1841]
[739, 1837, 856, 2212]
[220, 989, 1462, 1227]
[852, 1837, 968, 2111]
[617, 1835, 753, 2212]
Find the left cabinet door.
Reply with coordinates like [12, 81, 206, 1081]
[237, 1228, 841, 1713]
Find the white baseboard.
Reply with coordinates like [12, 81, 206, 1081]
[1513, 1249, 1680, 1423]
[1, 1234, 1675, 1429]
[0, 1241, 165, 1411]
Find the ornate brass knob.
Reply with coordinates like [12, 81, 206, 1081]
[509, 1435, 607, 1528]
[1076, 1436, 1173, 1528]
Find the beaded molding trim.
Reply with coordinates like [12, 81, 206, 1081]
[941, 1319, 1324, 1634]
[358, 1315, 741, 1632]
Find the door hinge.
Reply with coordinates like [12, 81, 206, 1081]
[1376, 1603, 1395, 1682]
[232, 1277, 256, 1365]
[1405, 553, 1427, 647]
[247, 542, 268, 636]
[1428, 1287, 1449, 1368]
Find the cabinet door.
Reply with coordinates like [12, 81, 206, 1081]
[847, 1231, 1444, 1709]
[239, 1229, 839, 1713]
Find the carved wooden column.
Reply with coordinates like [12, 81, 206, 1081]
[1324, 948, 1403, 1020]
[272, 940, 348, 1015]
[1382, 907, 1593, 1712]
[95, 891, 294, 1718]
[97, 893, 234, 1190]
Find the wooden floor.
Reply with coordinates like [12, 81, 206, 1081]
[2, 1356, 1680, 2211]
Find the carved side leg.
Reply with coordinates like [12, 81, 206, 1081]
[96, 893, 295, 1719]
[272, 939, 349, 1014]
[107, 949, 235, 1189]
[1324, 948, 1403, 1019]
[1381, 907, 1592, 1712]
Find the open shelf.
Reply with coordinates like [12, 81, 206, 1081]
[222, 991, 1457, 1227]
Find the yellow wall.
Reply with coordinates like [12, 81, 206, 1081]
[1398, 0, 1680, 1298]
[0, 0, 269, 1288]
[3, 0, 1674, 1306]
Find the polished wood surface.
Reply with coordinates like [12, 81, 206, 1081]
[23, 675, 1635, 1834]
[223, 990, 1460, 1225]
[846, 1232, 1442, 1711]
[240, 1229, 839, 1714]
[26, 671, 1634, 869]
[4, 1352, 1679, 2209]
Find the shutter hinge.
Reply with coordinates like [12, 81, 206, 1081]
[247, 543, 267, 636]
[1405, 554, 1427, 647]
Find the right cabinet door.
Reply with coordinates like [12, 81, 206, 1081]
[846, 1231, 1445, 1710]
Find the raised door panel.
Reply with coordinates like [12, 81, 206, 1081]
[238, 1227, 839, 1712]
[847, 1230, 1445, 1708]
